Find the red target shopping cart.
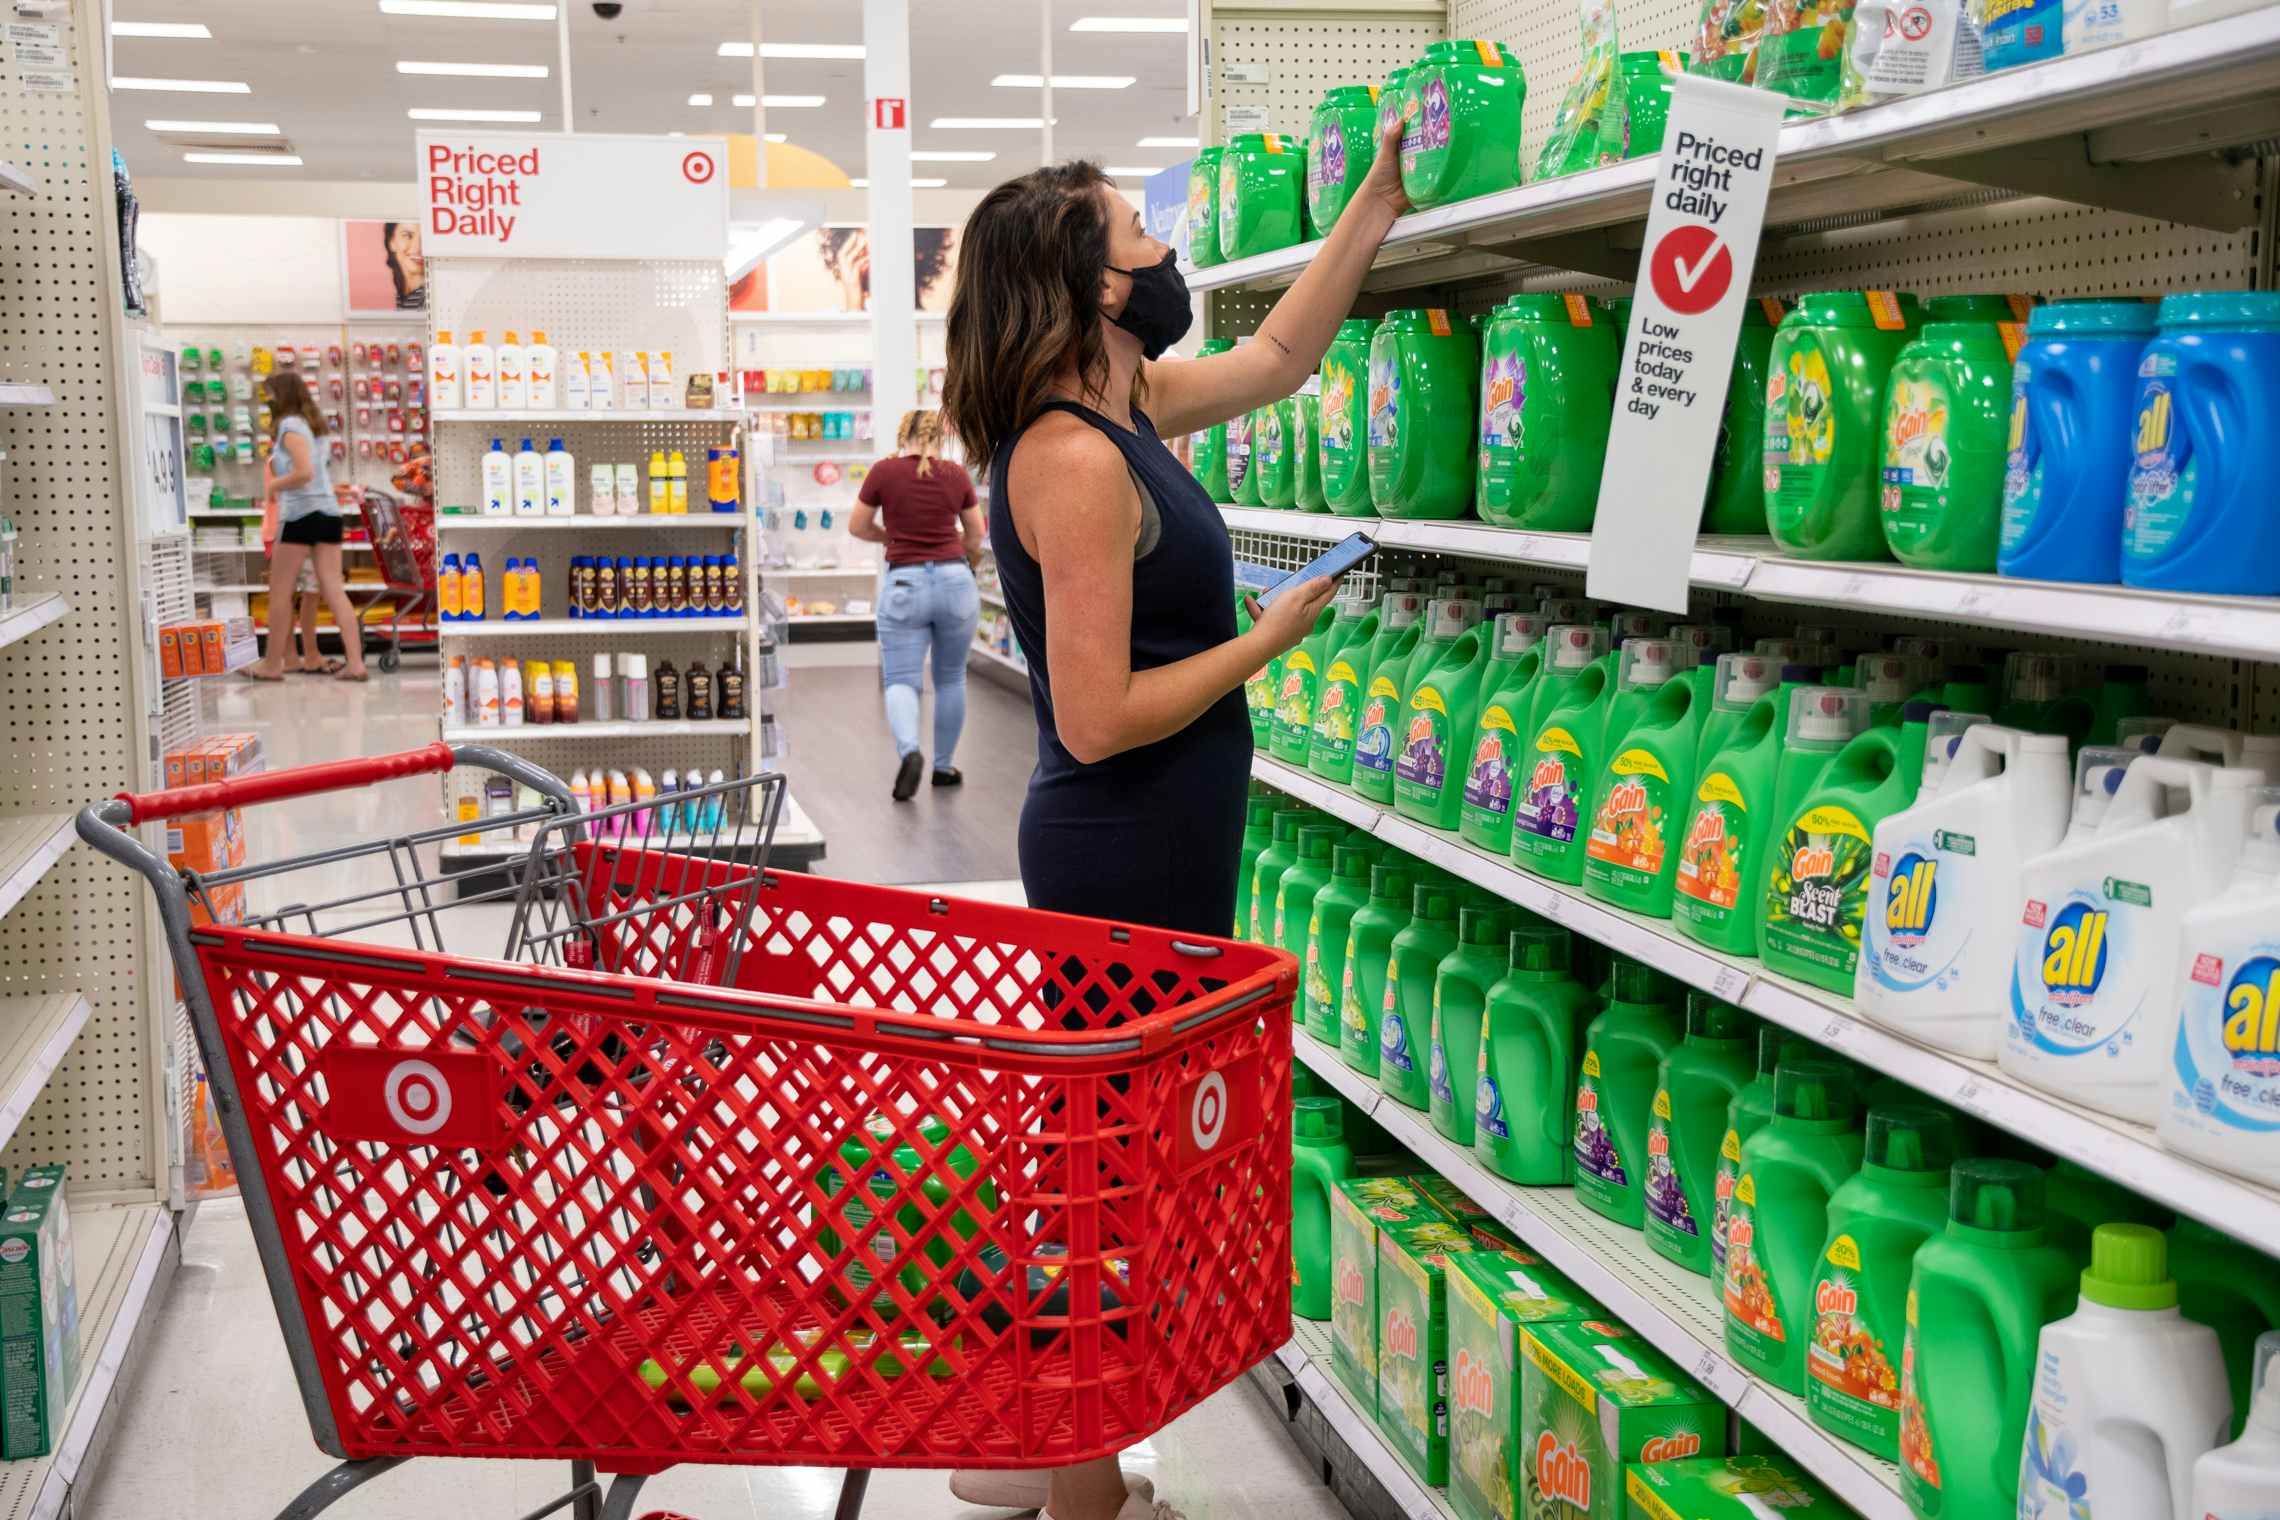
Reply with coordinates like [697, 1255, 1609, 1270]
[82, 744, 1295, 1520]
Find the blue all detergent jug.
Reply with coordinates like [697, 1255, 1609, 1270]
[1998, 300, 2156, 585]
[2121, 292, 2280, 596]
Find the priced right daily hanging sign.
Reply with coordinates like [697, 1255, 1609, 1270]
[1588, 74, 1787, 613]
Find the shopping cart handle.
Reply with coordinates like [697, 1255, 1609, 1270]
[115, 741, 458, 824]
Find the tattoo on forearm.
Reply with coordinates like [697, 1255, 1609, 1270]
[1263, 332, 1291, 359]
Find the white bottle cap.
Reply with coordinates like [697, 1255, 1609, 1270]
[1618, 638, 1677, 689]
[1855, 652, 1925, 703]
[1545, 623, 1607, 671]
[2071, 745, 2139, 831]
[1671, 623, 1733, 661]
[1610, 610, 1662, 642]
[2239, 793, 2280, 878]
[1715, 652, 1778, 707]
[1755, 637, 1803, 662]
[1789, 686, 1868, 744]
[621, 652, 648, 681]
[2249, 1330, 2280, 1434]
[2004, 651, 2070, 703]
[1380, 592, 1427, 630]
[1920, 711, 1991, 791]
[592, 651, 612, 679]
[1494, 612, 1547, 658]
[1426, 598, 1480, 638]
[2114, 714, 2174, 753]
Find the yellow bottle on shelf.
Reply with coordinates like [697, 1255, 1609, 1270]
[668, 450, 689, 513]
[648, 450, 669, 513]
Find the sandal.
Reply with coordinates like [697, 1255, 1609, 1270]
[238, 667, 285, 683]
[295, 659, 346, 676]
[334, 667, 371, 683]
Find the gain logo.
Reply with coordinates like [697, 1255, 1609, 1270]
[1792, 843, 1836, 881]
[1528, 756, 1568, 795]
[1884, 852, 1939, 947]
[1384, 1308, 1419, 1362]
[1535, 1434, 1591, 1507]
[1640, 1433, 1702, 1463]
[1600, 777, 1649, 823]
[2040, 902, 2111, 1008]
[2223, 954, 2280, 1076]
[1816, 1279, 1859, 1316]
[1451, 1348, 1496, 1417]
[1333, 1258, 1367, 1310]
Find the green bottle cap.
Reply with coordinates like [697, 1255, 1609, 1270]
[1413, 885, 1456, 921]
[1271, 807, 1309, 843]
[1299, 823, 1341, 862]
[1773, 1060, 1854, 1123]
[1950, 1158, 2047, 1235]
[1864, 1104, 1957, 1175]
[1332, 844, 1374, 880]
[1459, 904, 1510, 946]
[1295, 1095, 1345, 1144]
[1755, 1025, 1797, 1077]
[1371, 863, 1414, 903]
[1684, 991, 1749, 1042]
[1610, 957, 1667, 1004]
[2082, 1222, 2177, 1310]
[1507, 924, 1570, 974]
[1245, 796, 1277, 828]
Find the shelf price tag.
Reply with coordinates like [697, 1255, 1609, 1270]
[1588, 75, 1786, 613]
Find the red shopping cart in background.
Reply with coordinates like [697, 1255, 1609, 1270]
[354, 485, 435, 671]
[82, 744, 1296, 1520]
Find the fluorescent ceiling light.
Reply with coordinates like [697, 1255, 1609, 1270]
[850, 178, 948, 189]
[112, 21, 212, 38]
[112, 76, 251, 93]
[992, 73, 1134, 89]
[765, 132, 787, 142]
[184, 151, 304, 165]
[931, 116, 1046, 130]
[1070, 16, 1188, 31]
[732, 93, 824, 108]
[395, 60, 549, 78]
[408, 107, 542, 122]
[144, 119, 280, 134]
[379, 1, 557, 17]
[688, 92, 713, 106]
[1137, 135, 1198, 148]
[909, 150, 996, 162]
[719, 41, 864, 59]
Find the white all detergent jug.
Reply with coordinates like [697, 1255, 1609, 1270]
[2193, 1331, 2280, 1520]
[2159, 789, 2280, 1187]
[1857, 717, 2071, 1059]
[2002, 755, 2268, 1123]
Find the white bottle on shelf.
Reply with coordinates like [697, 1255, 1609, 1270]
[615, 461, 639, 515]
[512, 437, 543, 517]
[430, 329, 462, 410]
[620, 350, 647, 410]
[481, 438, 512, 517]
[501, 657, 525, 725]
[2158, 794, 2280, 1185]
[590, 351, 615, 410]
[544, 438, 576, 517]
[564, 350, 590, 411]
[588, 463, 612, 518]
[2193, 1332, 2280, 1520]
[496, 330, 527, 411]
[463, 330, 496, 409]
[652, 349, 677, 410]
[526, 329, 557, 409]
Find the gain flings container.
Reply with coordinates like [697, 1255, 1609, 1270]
[1190, 336, 1235, 501]
[1218, 133, 1306, 262]
[1307, 85, 1383, 236]
[1293, 390, 1327, 511]
[1253, 394, 1298, 509]
[1368, 308, 1479, 520]
[1397, 40, 1525, 210]
[1186, 146, 1225, 269]
[1477, 293, 1618, 531]
[1319, 319, 1377, 516]
[1703, 297, 1785, 535]
[1878, 320, 2016, 571]
[1766, 290, 1922, 561]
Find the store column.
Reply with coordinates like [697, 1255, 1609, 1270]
[864, 0, 917, 431]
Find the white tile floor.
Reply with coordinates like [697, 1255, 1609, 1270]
[80, 661, 1336, 1520]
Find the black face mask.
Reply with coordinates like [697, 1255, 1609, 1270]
[1104, 249, 1193, 360]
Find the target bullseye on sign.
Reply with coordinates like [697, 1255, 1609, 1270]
[324, 1046, 498, 1148]
[1174, 1057, 1264, 1174]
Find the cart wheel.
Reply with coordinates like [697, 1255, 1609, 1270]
[378, 646, 400, 673]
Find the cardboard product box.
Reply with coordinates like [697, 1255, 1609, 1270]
[1625, 1455, 1848, 1518]
[214, 617, 259, 674]
[195, 620, 226, 675]
[158, 626, 185, 680]
[1329, 1176, 1437, 1419]
[1375, 1212, 1501, 1487]
[187, 879, 247, 930]
[0, 1164, 80, 1459]
[1520, 1319, 1723, 1520]
[1447, 1250, 1610, 1520]
[166, 808, 244, 874]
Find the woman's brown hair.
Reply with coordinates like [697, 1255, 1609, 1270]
[943, 161, 1138, 473]
[897, 408, 945, 478]
[265, 370, 326, 437]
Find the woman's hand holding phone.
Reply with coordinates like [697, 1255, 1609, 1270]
[1244, 576, 1338, 657]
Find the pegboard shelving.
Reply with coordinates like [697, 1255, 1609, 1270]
[439, 513, 741, 531]
[0, 381, 54, 406]
[433, 408, 742, 425]
[0, 592, 68, 652]
[0, 991, 91, 1156]
[0, 814, 77, 926]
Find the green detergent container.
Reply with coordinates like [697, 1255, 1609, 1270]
[1305, 844, 1378, 1046]
[1293, 390, 1327, 511]
[1879, 321, 2015, 571]
[1228, 393, 1262, 507]
[1271, 599, 1346, 764]
[1397, 39, 1525, 210]
[1187, 147, 1224, 269]
[1191, 336, 1235, 500]
[1766, 291, 1923, 561]
[1307, 85, 1382, 236]
[1354, 594, 1432, 804]
[1476, 293, 1618, 531]
[1380, 883, 1460, 1111]
[1309, 588, 1386, 783]
[1254, 394, 1297, 509]
[2079, 662, 2148, 748]
[1645, 993, 1756, 1277]
[818, 1114, 998, 1323]
[1292, 1096, 1356, 1321]
[1341, 861, 1417, 1078]
[1761, 701, 1930, 992]
[1575, 958, 1685, 1228]
[1368, 308, 1479, 520]
[1235, 792, 1278, 938]
[1806, 1104, 1958, 1458]
[1898, 1160, 2080, 1520]
[1714, 1028, 1813, 1283]
[1476, 924, 1598, 1185]
[1274, 825, 1344, 1009]
[1248, 806, 1312, 943]
[2039, 1158, 2169, 1266]
[2168, 1217, 2280, 1439]
[1926, 293, 2031, 323]
[1459, 614, 1555, 856]
[1673, 670, 1821, 955]
[1693, 651, 1784, 778]
[1218, 132, 1305, 261]
[1512, 640, 1620, 884]
[1237, 590, 1279, 746]
[1584, 641, 1708, 918]
[1601, 50, 1686, 162]
[1853, 650, 1932, 727]
[1320, 319, 1377, 516]
[1723, 1060, 1865, 1394]
[1429, 904, 1518, 1146]
[1395, 599, 1494, 830]
[1704, 297, 1786, 534]
[1991, 652, 2093, 746]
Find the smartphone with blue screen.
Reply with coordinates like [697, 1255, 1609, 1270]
[1254, 531, 1376, 609]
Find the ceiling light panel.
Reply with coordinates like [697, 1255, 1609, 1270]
[688, 93, 713, 106]
[185, 152, 304, 165]
[729, 94, 824, 108]
[1070, 17, 1188, 31]
[1137, 136, 1198, 147]
[395, 60, 549, 78]
[850, 178, 948, 189]
[908, 150, 996, 162]
[144, 119, 281, 134]
[1103, 165, 1174, 177]
[930, 117, 1045, 129]
[408, 108, 542, 122]
[379, 1, 557, 17]
[112, 77, 251, 93]
[991, 74, 1134, 89]
[719, 41, 865, 59]
[111, 21, 212, 37]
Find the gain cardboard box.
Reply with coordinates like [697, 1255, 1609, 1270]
[1520, 1318, 1721, 1519]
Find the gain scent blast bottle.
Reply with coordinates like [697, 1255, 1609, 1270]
[1318, 319, 1378, 516]
[1429, 904, 1517, 1146]
[1380, 884, 1460, 1111]
[1292, 1096, 1357, 1321]
[1304, 844, 1378, 1046]
[1309, 590, 1383, 782]
[1186, 146, 1225, 269]
[1190, 337, 1235, 499]
[1234, 791, 1277, 939]
[1228, 398, 1262, 506]
[1476, 293, 1618, 531]
[1459, 614, 1554, 856]
[1274, 825, 1345, 1013]
[1900, 1159, 2080, 1520]
[2160, 794, 2280, 1192]
[1367, 308, 1479, 519]
[1476, 924, 1598, 1185]
[1673, 669, 1832, 955]
[1723, 1061, 1865, 1395]
[1306, 85, 1382, 237]
[2194, 1330, 2280, 1520]
[1511, 629, 1618, 883]
[1395, 599, 1491, 830]
[1765, 291, 1923, 561]
[1806, 1105, 1958, 1459]
[1248, 807, 1313, 943]
[1644, 994, 1755, 1277]
[1354, 594, 1432, 804]
[1703, 297, 1787, 535]
[1878, 319, 2017, 572]
[1396, 40, 1525, 209]
[1713, 1028, 1810, 1283]
[1341, 861, 1416, 1078]
[1574, 959, 1684, 1228]
[1272, 599, 1348, 764]
[1585, 641, 1709, 918]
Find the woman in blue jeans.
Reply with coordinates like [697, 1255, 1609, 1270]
[851, 409, 985, 800]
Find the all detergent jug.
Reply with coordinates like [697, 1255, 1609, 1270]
[1899, 1159, 2080, 1520]
[1235, 792, 1277, 938]
[1294, 389, 1327, 511]
[1512, 638, 1619, 884]
[1275, 824, 1346, 1007]
[1396, 598, 1492, 829]
[1342, 861, 1417, 1077]
[1249, 806, 1313, 942]
[1644, 993, 1755, 1277]
[1219, 133, 1306, 261]
[1254, 395, 1297, 509]
[2122, 292, 2280, 597]
[1310, 589, 1389, 783]
[1320, 319, 1378, 516]
[2168, 1218, 2280, 1440]
[1585, 641, 1709, 917]
[1354, 594, 1431, 804]
[1858, 721, 2073, 1060]
[2160, 791, 2280, 1188]
[1880, 320, 2016, 571]
[2193, 1331, 2280, 1520]
[1307, 85, 1383, 236]
[1398, 40, 1526, 209]
[1187, 147, 1225, 269]
[1575, 958, 1684, 1228]
[1305, 844, 1378, 1046]
[1477, 293, 1618, 531]
[1704, 297, 1786, 535]
[1368, 309, 1479, 520]
[2003, 755, 2269, 1124]
[1430, 904, 1518, 1146]
[1273, 598, 1350, 764]
[1999, 300, 2159, 584]
[1724, 1061, 1866, 1394]
[1767, 291, 1922, 561]
[1381, 884, 1461, 1110]
[1477, 924, 1598, 1185]
[1191, 336, 1235, 499]
[1459, 615, 1557, 858]
[1293, 1097, 1358, 1321]
[1714, 1029, 1812, 1282]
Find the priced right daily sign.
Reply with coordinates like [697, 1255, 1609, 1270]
[1588, 73, 1787, 614]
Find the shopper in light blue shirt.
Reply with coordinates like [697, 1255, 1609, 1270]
[244, 370, 368, 681]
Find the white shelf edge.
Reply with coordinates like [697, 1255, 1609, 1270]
[437, 514, 745, 530]
[0, 993, 90, 1157]
[761, 451, 876, 464]
[0, 382, 57, 407]
[430, 409, 742, 424]
[0, 814, 76, 926]
[746, 395, 869, 409]
[969, 643, 1027, 676]
[0, 593, 69, 652]
[771, 567, 881, 580]
[1275, 1320, 1456, 1520]
[441, 617, 748, 638]
[0, 160, 36, 195]
[786, 613, 875, 626]
[730, 311, 946, 324]
[444, 719, 749, 742]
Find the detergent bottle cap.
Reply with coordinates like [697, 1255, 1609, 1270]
[1460, 904, 1512, 946]
[1901, 700, 1937, 724]
[1789, 686, 1869, 745]
[1545, 623, 1608, 671]
[2081, 1222, 2176, 1309]
[1671, 624, 1734, 664]
[1950, 1158, 2048, 1240]
[1757, 1025, 1805, 1077]
[1508, 923, 1572, 974]
[1413, 885, 1456, 922]
[1271, 807, 1311, 843]
[1334, 585, 1375, 619]
[1756, 637, 1803, 661]
[2114, 714, 2174, 753]
[1617, 638, 1680, 690]
[1609, 610, 1663, 644]
[1298, 824, 1341, 862]
[490, 437, 505, 452]
[2238, 792, 2280, 877]
[1381, 592, 1428, 629]
[1854, 652, 1926, 703]
[1773, 1060, 1855, 1125]
[1684, 991, 1749, 1043]
[1245, 795, 1277, 829]
[1539, 596, 1591, 623]
[1370, 863, 1414, 904]
[2247, 1331, 2280, 1434]
[1494, 612, 1548, 658]
[1427, 598, 1482, 638]
[547, 437, 566, 453]
[1333, 843, 1375, 880]
[1609, 957, 1669, 1005]
[1864, 1104, 1957, 1176]
[2071, 745, 2140, 831]
[1479, 593, 1521, 616]
[1295, 1095, 1345, 1144]
[1921, 710, 1991, 790]
[2003, 650, 2073, 704]
[1714, 653, 1780, 708]
[519, 437, 534, 451]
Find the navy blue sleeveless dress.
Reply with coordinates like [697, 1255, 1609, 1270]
[989, 400, 1251, 936]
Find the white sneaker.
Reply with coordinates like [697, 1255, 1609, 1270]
[949, 1471, 1156, 1510]
[1042, 1497, 1182, 1520]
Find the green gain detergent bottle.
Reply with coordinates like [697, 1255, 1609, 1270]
[1397, 39, 1525, 210]
[1574, 958, 1684, 1227]
[1354, 594, 1432, 804]
[1899, 1159, 2080, 1520]
[1186, 146, 1225, 269]
[1723, 1060, 1865, 1394]
[1305, 844, 1377, 1046]
[1293, 1096, 1357, 1321]
[1879, 321, 2016, 572]
[1585, 640, 1709, 917]
[2168, 1217, 2280, 1439]
[1341, 860, 1416, 1077]
[1645, 993, 1755, 1277]
[1766, 291, 1924, 561]
[1704, 297, 1787, 535]
[1236, 589, 1279, 746]
[1513, 637, 1621, 885]
[1308, 588, 1384, 783]
[1228, 391, 1262, 508]
[1253, 393, 1297, 509]
[1395, 599, 1493, 830]
[1319, 319, 1378, 516]
[1306, 85, 1382, 237]
[1190, 336, 1235, 500]
[1693, 651, 1784, 780]
[1714, 1028, 1813, 1283]
[1380, 883, 1460, 1111]
[1476, 924, 1597, 1185]
[1806, 1104, 1958, 1459]
[1293, 389, 1327, 511]
[1477, 293, 1618, 531]
[1274, 824, 1345, 1011]
[1235, 792, 1278, 938]
[1459, 614, 1554, 855]
[1429, 904, 1518, 1146]
[1218, 133, 1305, 262]
[1271, 597, 1348, 764]
[1248, 806, 1313, 943]
[1368, 308, 1479, 520]
[1761, 700, 1930, 993]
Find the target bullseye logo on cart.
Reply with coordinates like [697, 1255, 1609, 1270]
[1190, 1072, 1229, 1153]
[324, 1046, 498, 1149]
[384, 1058, 454, 1136]
[1174, 1055, 1265, 1175]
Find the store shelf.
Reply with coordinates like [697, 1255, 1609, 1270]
[1274, 1317, 1460, 1520]
[747, 394, 868, 410]
[978, 588, 1004, 609]
[1222, 508, 2280, 661]
[969, 642, 1026, 675]
[1252, 753, 2280, 1255]
[0, 992, 89, 1154]
[0, 160, 36, 195]
[0, 382, 56, 407]
[0, 593, 68, 652]
[431, 408, 742, 424]
[438, 513, 745, 530]
[0, 813, 75, 925]
[187, 507, 258, 519]
[731, 311, 946, 324]
[443, 719, 750, 742]
[442, 617, 748, 637]
[787, 613, 875, 626]
[771, 566, 879, 581]
[763, 450, 876, 465]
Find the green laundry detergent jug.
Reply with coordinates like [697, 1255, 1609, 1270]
[1879, 321, 2016, 571]
[1190, 336, 1235, 500]
[1306, 844, 1378, 1046]
[1219, 133, 1306, 262]
[1249, 806, 1313, 943]
[1806, 1104, 1958, 1458]
[1319, 319, 1378, 517]
[1575, 958, 1685, 1228]
[1398, 39, 1526, 211]
[1228, 395, 1262, 508]
[1762, 700, 1930, 992]
[1853, 651, 1932, 727]
[1355, 594, 1432, 804]
[1275, 824, 1345, 1009]
[1430, 904, 1518, 1146]
[2079, 662, 2149, 749]
[1766, 291, 1923, 561]
[2039, 1158, 2169, 1266]
[1368, 308, 1479, 520]
[1513, 636, 1620, 883]
[1714, 1028, 1814, 1282]
[1381, 884, 1461, 1111]
[1600, 49, 1686, 162]
[1235, 793, 1277, 938]
[1898, 1159, 2080, 1520]
[1723, 1061, 1866, 1393]
[1990, 652, 2093, 747]
[1926, 293, 2032, 324]
[818, 1113, 998, 1323]
[1675, 670, 1838, 954]
[1272, 598, 1348, 765]
[1396, 599, 1494, 830]
[1187, 147, 1225, 269]
[1693, 651, 1784, 778]
[1293, 389, 1327, 511]
[1475, 925, 1597, 1185]
[1585, 640, 1707, 917]
[1307, 85, 1383, 236]
[1293, 1096, 1357, 1320]
[1342, 861, 1417, 1077]
[1645, 993, 1756, 1276]
[1309, 589, 1387, 782]
[1459, 615, 1556, 856]
[1704, 297, 1787, 535]
[2168, 1217, 2280, 1439]
[1237, 590, 1280, 746]
[1254, 394, 1297, 509]
[1477, 293, 1618, 531]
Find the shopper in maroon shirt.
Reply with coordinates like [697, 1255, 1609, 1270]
[851, 409, 986, 800]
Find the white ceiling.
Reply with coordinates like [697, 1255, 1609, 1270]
[108, 0, 1197, 193]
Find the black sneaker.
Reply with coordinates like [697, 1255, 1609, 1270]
[931, 766, 963, 788]
[892, 751, 924, 802]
